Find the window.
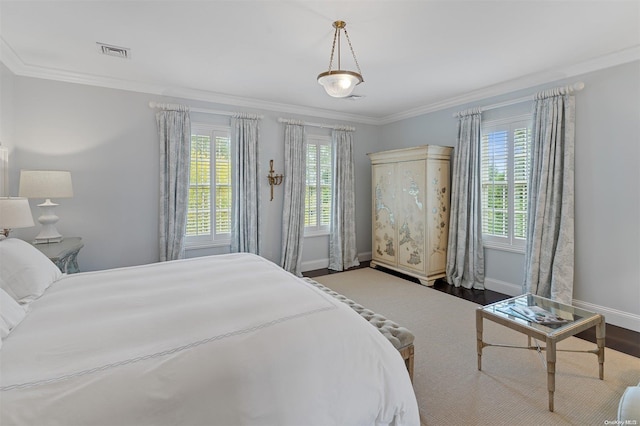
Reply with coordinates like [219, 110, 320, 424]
[305, 135, 332, 235]
[481, 115, 532, 250]
[186, 124, 232, 247]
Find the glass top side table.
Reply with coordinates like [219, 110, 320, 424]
[32, 237, 84, 274]
[476, 293, 605, 412]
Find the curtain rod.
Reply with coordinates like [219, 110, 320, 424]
[148, 102, 263, 119]
[452, 82, 585, 117]
[277, 117, 356, 132]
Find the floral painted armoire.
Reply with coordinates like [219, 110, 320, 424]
[368, 145, 453, 286]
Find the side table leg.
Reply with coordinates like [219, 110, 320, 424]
[596, 318, 606, 380]
[546, 338, 557, 412]
[476, 309, 483, 371]
[69, 254, 79, 273]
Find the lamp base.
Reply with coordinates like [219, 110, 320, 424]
[33, 199, 64, 244]
[33, 235, 64, 244]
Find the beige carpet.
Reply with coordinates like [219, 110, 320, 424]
[313, 268, 640, 426]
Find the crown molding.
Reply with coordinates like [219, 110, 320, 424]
[378, 45, 640, 125]
[0, 38, 379, 126]
[1, 38, 166, 95]
[0, 38, 21, 73]
[3, 37, 638, 127]
[159, 87, 380, 125]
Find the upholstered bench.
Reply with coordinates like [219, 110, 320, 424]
[303, 277, 415, 380]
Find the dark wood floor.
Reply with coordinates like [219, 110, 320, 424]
[304, 262, 640, 358]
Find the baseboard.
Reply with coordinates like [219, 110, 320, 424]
[301, 251, 372, 273]
[484, 278, 522, 296]
[484, 278, 640, 332]
[301, 258, 329, 272]
[358, 251, 372, 262]
[572, 299, 640, 333]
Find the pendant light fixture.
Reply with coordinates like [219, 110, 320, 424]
[317, 20, 363, 98]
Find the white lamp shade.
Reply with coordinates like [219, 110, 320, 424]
[0, 197, 35, 229]
[19, 170, 74, 199]
[317, 71, 363, 98]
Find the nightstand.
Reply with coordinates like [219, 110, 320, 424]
[33, 237, 84, 274]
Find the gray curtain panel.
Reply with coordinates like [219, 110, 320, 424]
[231, 115, 261, 254]
[329, 129, 360, 271]
[280, 123, 306, 276]
[446, 108, 485, 289]
[156, 105, 191, 261]
[524, 88, 575, 304]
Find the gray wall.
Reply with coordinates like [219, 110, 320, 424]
[2, 60, 638, 330]
[183, 105, 381, 269]
[380, 61, 640, 329]
[0, 62, 15, 181]
[2, 64, 379, 273]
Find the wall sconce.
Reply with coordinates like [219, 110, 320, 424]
[267, 160, 284, 201]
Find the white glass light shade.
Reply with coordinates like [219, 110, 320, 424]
[317, 71, 363, 98]
[19, 170, 74, 199]
[0, 197, 35, 235]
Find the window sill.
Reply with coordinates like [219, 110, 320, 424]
[185, 241, 231, 251]
[304, 232, 330, 239]
[483, 242, 525, 254]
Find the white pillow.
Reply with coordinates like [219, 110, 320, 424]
[0, 238, 62, 303]
[0, 286, 27, 340]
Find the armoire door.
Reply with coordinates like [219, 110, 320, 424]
[396, 160, 427, 274]
[372, 163, 397, 265]
[425, 158, 451, 276]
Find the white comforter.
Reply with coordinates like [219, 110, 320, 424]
[1, 253, 419, 425]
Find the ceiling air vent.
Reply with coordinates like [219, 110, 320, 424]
[97, 42, 131, 59]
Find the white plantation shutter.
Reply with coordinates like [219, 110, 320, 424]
[481, 127, 509, 238]
[513, 125, 531, 240]
[305, 135, 332, 234]
[481, 116, 531, 249]
[214, 134, 232, 235]
[188, 134, 212, 237]
[305, 143, 317, 228]
[186, 124, 232, 246]
[319, 143, 332, 227]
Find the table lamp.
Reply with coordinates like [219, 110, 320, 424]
[19, 170, 73, 244]
[0, 197, 35, 239]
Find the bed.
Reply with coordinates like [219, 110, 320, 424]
[0, 238, 419, 425]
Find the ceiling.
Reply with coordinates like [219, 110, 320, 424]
[1, 1, 639, 124]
